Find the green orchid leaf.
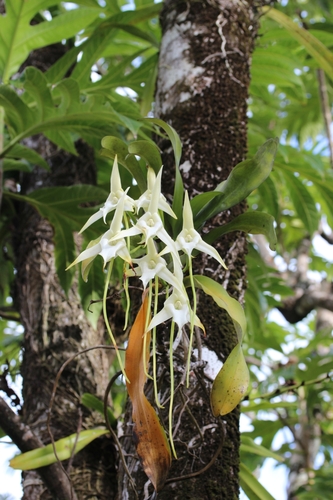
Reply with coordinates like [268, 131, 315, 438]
[241, 436, 284, 462]
[194, 138, 279, 228]
[190, 192, 221, 218]
[101, 136, 147, 192]
[192, 275, 246, 342]
[128, 140, 162, 175]
[100, 136, 130, 163]
[240, 462, 275, 500]
[143, 118, 182, 168]
[81, 393, 116, 427]
[205, 211, 277, 251]
[10, 428, 108, 470]
[211, 343, 250, 417]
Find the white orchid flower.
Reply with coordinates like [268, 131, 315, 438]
[176, 191, 227, 269]
[136, 167, 177, 218]
[66, 192, 131, 270]
[148, 289, 204, 333]
[111, 168, 181, 263]
[79, 155, 135, 234]
[126, 238, 183, 290]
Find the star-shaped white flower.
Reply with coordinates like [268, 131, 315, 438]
[148, 289, 204, 333]
[66, 192, 131, 272]
[176, 191, 227, 269]
[126, 238, 183, 290]
[79, 155, 134, 234]
[136, 167, 177, 218]
[110, 168, 181, 264]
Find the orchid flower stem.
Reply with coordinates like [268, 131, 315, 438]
[153, 276, 163, 408]
[123, 271, 130, 331]
[143, 283, 153, 381]
[186, 255, 196, 387]
[123, 213, 131, 330]
[103, 260, 129, 383]
[169, 321, 177, 459]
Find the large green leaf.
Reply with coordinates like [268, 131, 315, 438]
[194, 138, 279, 228]
[0, 1, 102, 82]
[205, 211, 277, 251]
[0, 69, 142, 157]
[10, 428, 108, 470]
[241, 436, 284, 462]
[211, 343, 250, 417]
[192, 275, 247, 342]
[4, 185, 108, 293]
[281, 170, 319, 235]
[5, 143, 49, 170]
[251, 47, 304, 88]
[240, 462, 275, 500]
[263, 7, 333, 82]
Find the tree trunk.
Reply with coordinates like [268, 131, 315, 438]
[9, 41, 116, 499]
[13, 136, 116, 500]
[118, 1, 259, 499]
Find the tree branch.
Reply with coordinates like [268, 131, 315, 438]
[279, 283, 333, 323]
[0, 396, 78, 500]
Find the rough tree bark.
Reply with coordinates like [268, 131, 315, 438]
[118, 2, 260, 499]
[13, 138, 116, 500]
[10, 43, 116, 500]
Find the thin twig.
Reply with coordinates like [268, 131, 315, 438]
[165, 422, 226, 484]
[247, 372, 333, 401]
[66, 408, 82, 475]
[103, 371, 139, 500]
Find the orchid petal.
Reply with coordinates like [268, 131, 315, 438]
[148, 291, 191, 332]
[148, 167, 163, 215]
[66, 240, 101, 270]
[176, 191, 227, 269]
[79, 209, 104, 234]
[127, 239, 183, 291]
[195, 239, 227, 269]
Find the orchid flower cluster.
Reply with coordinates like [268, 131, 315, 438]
[67, 153, 251, 463]
[68, 156, 226, 340]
